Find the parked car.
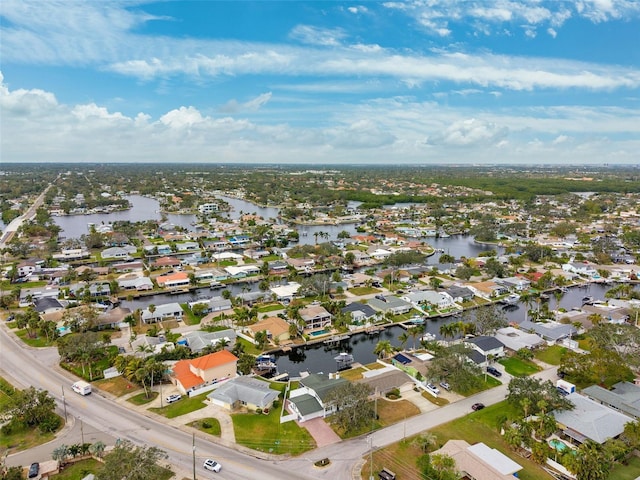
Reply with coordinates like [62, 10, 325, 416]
[486, 366, 502, 377]
[28, 462, 39, 478]
[439, 381, 451, 391]
[425, 383, 440, 395]
[165, 394, 182, 404]
[471, 403, 485, 411]
[203, 459, 222, 472]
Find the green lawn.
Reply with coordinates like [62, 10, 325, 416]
[0, 376, 16, 412]
[257, 304, 285, 313]
[149, 392, 208, 418]
[14, 329, 55, 348]
[609, 455, 640, 480]
[188, 417, 221, 437]
[429, 401, 552, 480]
[49, 459, 103, 479]
[232, 408, 315, 455]
[50, 458, 173, 480]
[127, 391, 158, 405]
[534, 345, 567, 365]
[499, 357, 542, 377]
[348, 286, 380, 295]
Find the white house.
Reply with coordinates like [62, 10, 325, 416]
[141, 302, 184, 324]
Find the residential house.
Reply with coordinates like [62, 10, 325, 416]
[401, 290, 454, 310]
[246, 316, 291, 344]
[52, 248, 91, 261]
[95, 306, 132, 330]
[553, 393, 631, 444]
[356, 368, 415, 396]
[198, 203, 219, 214]
[432, 440, 522, 480]
[286, 257, 315, 273]
[341, 302, 380, 325]
[368, 248, 392, 261]
[101, 245, 137, 259]
[298, 305, 333, 331]
[467, 280, 507, 300]
[445, 285, 475, 303]
[175, 241, 199, 252]
[495, 327, 545, 352]
[152, 256, 182, 269]
[224, 265, 260, 278]
[465, 336, 505, 362]
[141, 302, 184, 324]
[155, 271, 190, 289]
[169, 350, 239, 396]
[270, 282, 301, 302]
[207, 376, 279, 412]
[144, 244, 172, 256]
[177, 329, 237, 354]
[17, 261, 38, 278]
[498, 276, 531, 292]
[563, 261, 598, 277]
[19, 286, 60, 307]
[367, 296, 414, 315]
[34, 296, 65, 314]
[267, 260, 289, 275]
[346, 250, 372, 266]
[519, 320, 577, 344]
[131, 334, 175, 356]
[117, 274, 154, 291]
[111, 260, 145, 273]
[287, 373, 349, 422]
[188, 296, 233, 314]
[582, 381, 640, 419]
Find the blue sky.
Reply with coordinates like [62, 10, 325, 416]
[1, 0, 639, 165]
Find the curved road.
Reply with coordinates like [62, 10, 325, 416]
[2, 320, 559, 479]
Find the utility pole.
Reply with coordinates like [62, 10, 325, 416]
[61, 385, 67, 422]
[81, 419, 85, 446]
[192, 432, 196, 480]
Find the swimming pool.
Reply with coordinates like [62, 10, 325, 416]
[308, 329, 328, 337]
[549, 439, 569, 452]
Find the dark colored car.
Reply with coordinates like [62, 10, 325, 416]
[28, 462, 39, 478]
[471, 403, 485, 411]
[486, 366, 502, 377]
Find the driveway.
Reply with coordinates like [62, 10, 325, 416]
[301, 417, 341, 448]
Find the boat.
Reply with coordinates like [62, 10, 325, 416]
[421, 332, 436, 342]
[499, 294, 520, 305]
[334, 352, 354, 370]
[582, 296, 594, 304]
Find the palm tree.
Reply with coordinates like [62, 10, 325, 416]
[398, 331, 409, 350]
[373, 340, 393, 359]
[408, 324, 425, 350]
[439, 322, 457, 343]
[412, 432, 437, 453]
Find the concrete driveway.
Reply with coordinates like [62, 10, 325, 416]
[301, 417, 341, 448]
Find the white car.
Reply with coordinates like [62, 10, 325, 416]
[203, 459, 222, 472]
[426, 383, 440, 395]
[165, 394, 182, 404]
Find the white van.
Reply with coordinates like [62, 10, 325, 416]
[72, 381, 92, 396]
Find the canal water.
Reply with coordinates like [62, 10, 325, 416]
[51, 195, 618, 376]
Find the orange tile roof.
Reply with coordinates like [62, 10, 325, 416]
[156, 271, 189, 284]
[171, 350, 239, 390]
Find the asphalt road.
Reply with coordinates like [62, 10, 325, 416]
[1, 321, 558, 480]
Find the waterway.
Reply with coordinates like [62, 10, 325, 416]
[274, 282, 613, 377]
[53, 195, 195, 239]
[50, 195, 617, 376]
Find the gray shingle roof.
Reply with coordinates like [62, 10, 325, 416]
[582, 382, 640, 419]
[553, 393, 631, 444]
[207, 376, 278, 409]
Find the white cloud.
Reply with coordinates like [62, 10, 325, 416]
[2, 72, 640, 165]
[289, 25, 347, 46]
[220, 92, 273, 113]
[426, 118, 509, 147]
[384, 0, 639, 37]
[159, 106, 205, 128]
